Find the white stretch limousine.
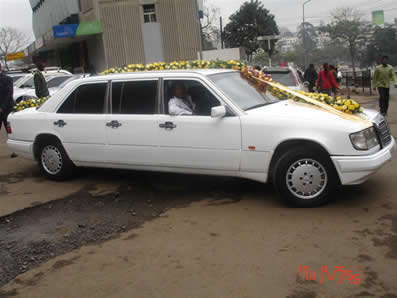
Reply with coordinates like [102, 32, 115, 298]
[7, 69, 396, 207]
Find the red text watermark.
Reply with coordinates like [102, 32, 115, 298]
[298, 266, 361, 285]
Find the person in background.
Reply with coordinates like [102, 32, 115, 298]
[88, 64, 97, 76]
[316, 63, 339, 96]
[304, 64, 318, 93]
[168, 82, 196, 116]
[33, 63, 49, 98]
[0, 63, 17, 158]
[329, 65, 339, 97]
[296, 68, 304, 82]
[372, 55, 397, 116]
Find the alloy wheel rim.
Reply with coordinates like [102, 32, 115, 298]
[286, 159, 328, 200]
[41, 145, 63, 175]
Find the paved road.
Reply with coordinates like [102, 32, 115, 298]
[0, 95, 396, 298]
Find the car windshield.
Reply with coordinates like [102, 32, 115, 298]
[47, 76, 73, 88]
[262, 70, 297, 86]
[11, 75, 23, 82]
[209, 72, 279, 111]
[19, 77, 35, 88]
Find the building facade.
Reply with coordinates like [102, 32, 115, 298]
[278, 37, 298, 53]
[26, 0, 201, 73]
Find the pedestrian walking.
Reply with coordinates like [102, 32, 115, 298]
[316, 63, 338, 96]
[329, 65, 339, 97]
[304, 64, 318, 92]
[33, 63, 49, 98]
[0, 63, 17, 158]
[372, 55, 397, 116]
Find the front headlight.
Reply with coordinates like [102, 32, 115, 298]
[350, 127, 379, 150]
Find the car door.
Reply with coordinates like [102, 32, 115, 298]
[105, 79, 160, 166]
[48, 81, 108, 163]
[156, 78, 242, 171]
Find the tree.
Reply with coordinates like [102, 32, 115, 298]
[297, 22, 317, 60]
[320, 7, 368, 73]
[200, 0, 221, 50]
[363, 27, 397, 67]
[0, 27, 30, 69]
[223, 0, 279, 60]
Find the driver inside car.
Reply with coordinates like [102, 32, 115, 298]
[168, 82, 196, 115]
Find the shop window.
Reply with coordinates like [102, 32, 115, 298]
[143, 4, 157, 23]
[112, 81, 157, 115]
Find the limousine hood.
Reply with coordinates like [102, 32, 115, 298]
[245, 100, 374, 132]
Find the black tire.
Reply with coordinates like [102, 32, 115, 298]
[37, 139, 74, 181]
[272, 147, 338, 207]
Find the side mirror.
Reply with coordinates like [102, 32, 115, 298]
[211, 106, 226, 118]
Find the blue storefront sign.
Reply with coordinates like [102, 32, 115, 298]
[53, 24, 79, 38]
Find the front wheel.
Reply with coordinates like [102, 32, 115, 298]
[272, 148, 338, 207]
[38, 140, 74, 181]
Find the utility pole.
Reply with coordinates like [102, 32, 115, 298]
[220, 16, 224, 49]
[302, 0, 311, 69]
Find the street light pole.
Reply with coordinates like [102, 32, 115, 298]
[302, 0, 312, 69]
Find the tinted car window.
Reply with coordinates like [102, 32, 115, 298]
[112, 80, 157, 114]
[57, 90, 76, 113]
[57, 83, 107, 114]
[47, 76, 72, 88]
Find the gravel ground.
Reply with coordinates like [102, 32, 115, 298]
[0, 170, 249, 286]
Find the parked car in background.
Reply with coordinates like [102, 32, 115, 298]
[7, 69, 395, 207]
[13, 74, 74, 102]
[7, 71, 29, 84]
[262, 67, 305, 91]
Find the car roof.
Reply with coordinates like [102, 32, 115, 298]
[262, 67, 292, 72]
[92, 69, 237, 82]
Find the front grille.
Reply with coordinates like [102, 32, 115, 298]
[376, 120, 392, 147]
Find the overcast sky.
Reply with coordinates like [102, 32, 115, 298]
[0, 0, 396, 44]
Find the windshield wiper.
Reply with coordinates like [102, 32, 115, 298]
[245, 103, 267, 111]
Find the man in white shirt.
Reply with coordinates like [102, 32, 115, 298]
[168, 82, 196, 115]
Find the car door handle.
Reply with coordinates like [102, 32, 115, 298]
[54, 120, 67, 128]
[159, 122, 176, 129]
[106, 120, 122, 129]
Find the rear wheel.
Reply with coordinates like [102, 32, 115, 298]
[38, 140, 74, 181]
[272, 147, 338, 207]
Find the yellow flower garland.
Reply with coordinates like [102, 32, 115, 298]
[14, 96, 50, 112]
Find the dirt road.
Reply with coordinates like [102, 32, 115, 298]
[0, 94, 396, 298]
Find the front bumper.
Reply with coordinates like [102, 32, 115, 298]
[7, 139, 35, 160]
[331, 137, 396, 185]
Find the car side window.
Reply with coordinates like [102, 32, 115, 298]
[165, 80, 221, 116]
[112, 80, 157, 114]
[57, 83, 107, 114]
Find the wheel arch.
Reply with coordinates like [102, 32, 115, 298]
[268, 139, 339, 183]
[33, 133, 64, 161]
